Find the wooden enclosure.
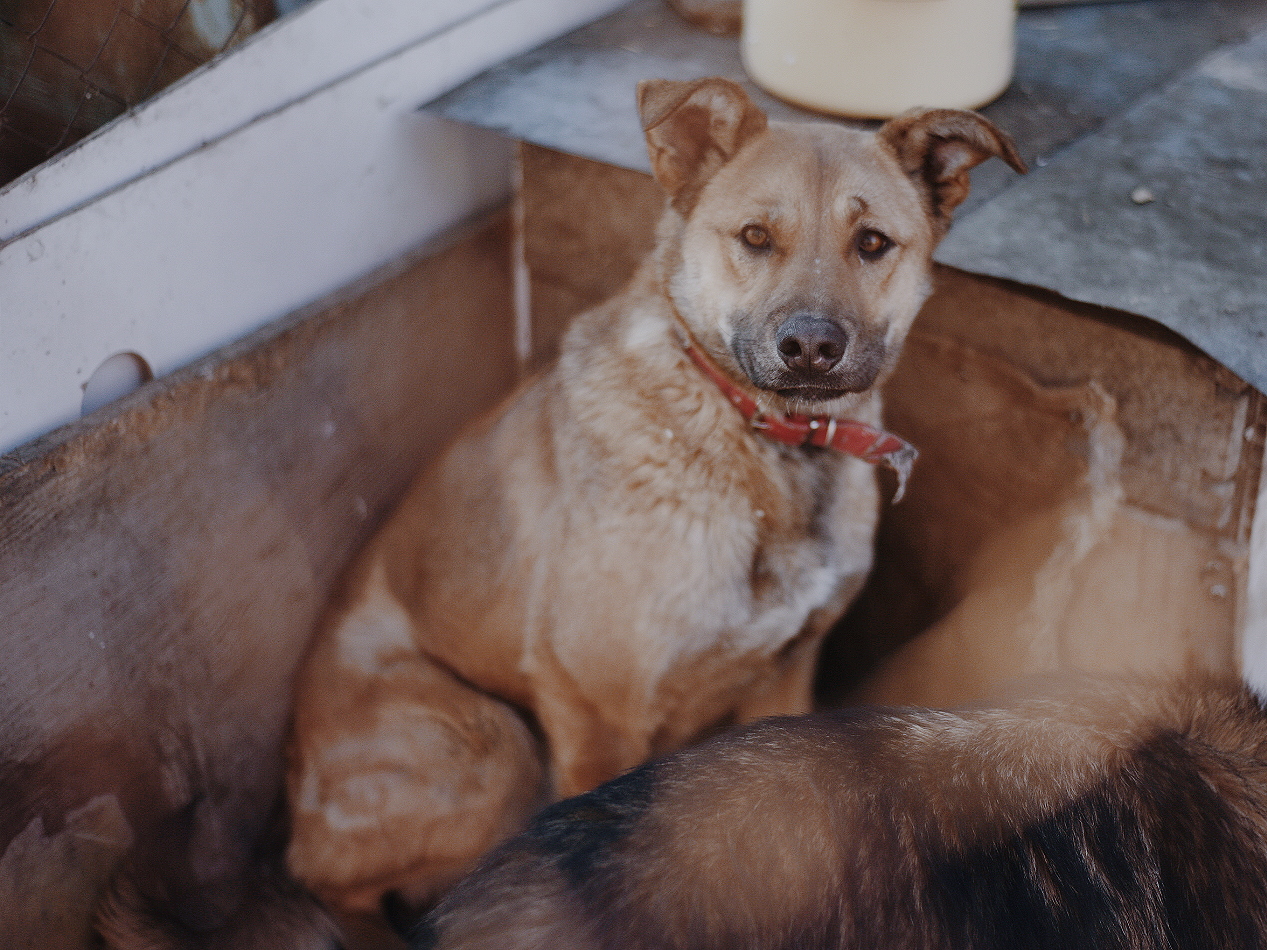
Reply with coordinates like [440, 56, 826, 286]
[1, 143, 1262, 949]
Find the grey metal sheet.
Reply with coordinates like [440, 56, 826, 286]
[427, 0, 796, 176]
[939, 27, 1267, 393]
[428, 0, 1267, 389]
[964, 0, 1267, 215]
[430, 0, 1265, 207]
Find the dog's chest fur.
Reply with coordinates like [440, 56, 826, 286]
[551, 293, 879, 668]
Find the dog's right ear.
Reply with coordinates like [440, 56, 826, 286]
[638, 77, 768, 214]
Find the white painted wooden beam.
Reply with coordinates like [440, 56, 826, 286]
[0, 0, 628, 455]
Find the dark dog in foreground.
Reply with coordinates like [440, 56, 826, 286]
[415, 677, 1267, 949]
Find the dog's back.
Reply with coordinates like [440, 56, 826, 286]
[418, 677, 1267, 949]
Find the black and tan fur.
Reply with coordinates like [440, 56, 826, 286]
[416, 677, 1267, 949]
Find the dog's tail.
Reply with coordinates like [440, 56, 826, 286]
[96, 864, 342, 950]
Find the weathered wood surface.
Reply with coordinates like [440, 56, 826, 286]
[0, 213, 515, 949]
[848, 315, 1255, 706]
[516, 143, 661, 372]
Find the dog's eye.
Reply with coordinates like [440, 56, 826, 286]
[739, 224, 772, 251]
[856, 229, 892, 260]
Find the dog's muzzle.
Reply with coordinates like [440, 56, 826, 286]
[766, 312, 886, 398]
[776, 313, 849, 376]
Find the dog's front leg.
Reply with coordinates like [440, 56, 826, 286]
[731, 629, 823, 722]
[533, 689, 656, 799]
[734, 555, 872, 722]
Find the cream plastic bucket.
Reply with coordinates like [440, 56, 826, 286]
[741, 0, 1016, 119]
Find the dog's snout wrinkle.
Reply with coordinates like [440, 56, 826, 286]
[775, 313, 849, 376]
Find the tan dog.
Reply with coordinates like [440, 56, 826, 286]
[286, 77, 1024, 913]
[416, 675, 1267, 949]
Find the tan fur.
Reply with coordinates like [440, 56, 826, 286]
[285, 77, 1024, 912]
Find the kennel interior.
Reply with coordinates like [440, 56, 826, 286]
[3, 0, 1267, 948]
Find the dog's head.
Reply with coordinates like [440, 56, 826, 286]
[638, 77, 1025, 411]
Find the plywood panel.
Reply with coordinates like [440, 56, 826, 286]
[0, 212, 515, 949]
[856, 501, 1241, 708]
[915, 267, 1263, 536]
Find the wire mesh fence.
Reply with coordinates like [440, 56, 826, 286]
[0, 0, 274, 186]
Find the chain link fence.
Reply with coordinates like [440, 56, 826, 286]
[0, 0, 275, 186]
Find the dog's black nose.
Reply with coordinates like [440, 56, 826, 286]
[776, 314, 849, 375]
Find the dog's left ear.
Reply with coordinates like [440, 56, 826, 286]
[638, 77, 768, 214]
[878, 109, 1027, 226]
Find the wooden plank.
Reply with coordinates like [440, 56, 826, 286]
[516, 142, 661, 371]
[842, 326, 1252, 706]
[0, 212, 515, 949]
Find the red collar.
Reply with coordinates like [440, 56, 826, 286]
[679, 335, 917, 500]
